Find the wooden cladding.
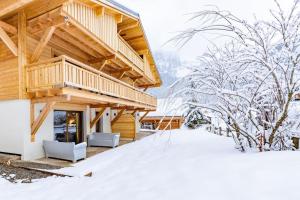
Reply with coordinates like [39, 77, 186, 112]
[63, 1, 118, 51]
[62, 1, 156, 84]
[117, 35, 144, 71]
[112, 112, 136, 139]
[26, 56, 157, 107]
[0, 58, 19, 100]
[144, 56, 156, 82]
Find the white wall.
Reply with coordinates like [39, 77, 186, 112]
[22, 103, 54, 160]
[90, 108, 96, 133]
[83, 106, 89, 142]
[135, 112, 141, 133]
[103, 108, 112, 133]
[0, 100, 30, 155]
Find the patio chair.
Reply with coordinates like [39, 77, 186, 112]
[43, 140, 87, 163]
[88, 132, 120, 148]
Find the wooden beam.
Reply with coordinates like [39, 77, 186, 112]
[90, 107, 106, 129]
[112, 68, 131, 79]
[127, 35, 143, 43]
[30, 102, 34, 128]
[18, 10, 27, 98]
[98, 60, 108, 71]
[27, 8, 65, 35]
[31, 101, 56, 142]
[60, 25, 109, 56]
[62, 87, 157, 111]
[89, 55, 115, 64]
[115, 14, 123, 24]
[54, 29, 100, 58]
[111, 67, 131, 74]
[118, 22, 139, 33]
[31, 94, 71, 104]
[132, 75, 143, 83]
[0, 27, 18, 56]
[143, 87, 149, 92]
[49, 34, 93, 61]
[116, 71, 126, 79]
[111, 109, 125, 126]
[31, 26, 56, 63]
[0, 21, 17, 34]
[0, 0, 33, 18]
[95, 6, 105, 16]
[138, 84, 155, 88]
[111, 106, 136, 110]
[131, 109, 138, 116]
[137, 49, 149, 55]
[90, 104, 115, 108]
[139, 111, 150, 122]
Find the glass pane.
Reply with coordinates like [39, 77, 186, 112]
[54, 111, 67, 142]
[67, 112, 78, 143]
[54, 111, 82, 143]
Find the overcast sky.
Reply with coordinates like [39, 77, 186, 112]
[117, 0, 294, 61]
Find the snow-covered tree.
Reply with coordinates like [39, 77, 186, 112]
[170, 0, 300, 151]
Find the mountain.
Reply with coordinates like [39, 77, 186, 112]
[149, 51, 183, 98]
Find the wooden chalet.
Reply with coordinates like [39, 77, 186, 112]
[0, 0, 161, 160]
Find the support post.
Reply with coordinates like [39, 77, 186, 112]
[31, 101, 56, 142]
[0, 27, 18, 56]
[139, 111, 150, 122]
[18, 10, 27, 99]
[131, 109, 138, 117]
[90, 107, 106, 129]
[31, 26, 56, 63]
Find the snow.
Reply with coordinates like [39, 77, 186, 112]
[1, 128, 300, 200]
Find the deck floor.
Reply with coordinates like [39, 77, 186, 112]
[35, 131, 154, 168]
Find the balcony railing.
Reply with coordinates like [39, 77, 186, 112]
[117, 35, 144, 71]
[62, 1, 155, 83]
[26, 56, 157, 107]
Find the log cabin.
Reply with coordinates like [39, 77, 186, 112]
[0, 0, 161, 160]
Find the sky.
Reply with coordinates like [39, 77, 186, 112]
[116, 0, 294, 62]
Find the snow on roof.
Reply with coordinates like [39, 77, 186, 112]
[103, 0, 140, 18]
[147, 98, 186, 117]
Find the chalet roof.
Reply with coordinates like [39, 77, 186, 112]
[100, 0, 162, 86]
[105, 0, 139, 18]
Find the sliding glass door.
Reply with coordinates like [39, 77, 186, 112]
[54, 110, 83, 144]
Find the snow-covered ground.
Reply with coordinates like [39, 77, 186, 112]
[1, 127, 300, 200]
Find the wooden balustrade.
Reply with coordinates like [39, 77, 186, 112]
[26, 56, 157, 107]
[117, 35, 144, 71]
[144, 57, 156, 82]
[62, 1, 156, 82]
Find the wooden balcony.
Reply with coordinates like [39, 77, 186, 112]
[26, 56, 157, 109]
[117, 35, 144, 72]
[62, 1, 156, 84]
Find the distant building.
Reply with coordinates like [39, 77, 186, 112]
[140, 98, 185, 130]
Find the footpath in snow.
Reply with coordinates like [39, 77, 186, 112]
[0, 127, 300, 200]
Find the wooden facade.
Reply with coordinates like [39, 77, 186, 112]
[112, 112, 136, 139]
[0, 0, 161, 141]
